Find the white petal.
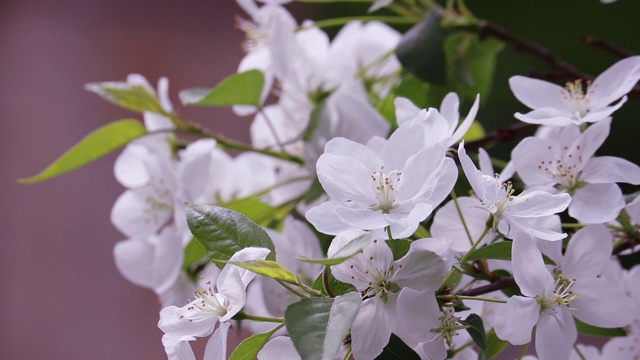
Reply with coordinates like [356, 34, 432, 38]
[394, 97, 423, 127]
[110, 187, 173, 238]
[351, 299, 394, 360]
[511, 137, 560, 187]
[512, 233, 555, 297]
[589, 55, 640, 110]
[380, 122, 426, 171]
[159, 304, 217, 339]
[569, 183, 625, 223]
[392, 238, 449, 291]
[514, 108, 576, 126]
[535, 311, 576, 360]
[573, 278, 636, 328]
[324, 137, 383, 171]
[509, 76, 569, 110]
[258, 336, 301, 360]
[562, 224, 612, 279]
[448, 94, 480, 148]
[203, 322, 231, 360]
[395, 289, 441, 344]
[581, 156, 640, 184]
[218, 247, 271, 290]
[397, 145, 445, 200]
[316, 153, 376, 203]
[576, 118, 611, 161]
[509, 191, 570, 217]
[493, 296, 539, 345]
[335, 206, 390, 231]
[431, 197, 492, 253]
[305, 201, 355, 235]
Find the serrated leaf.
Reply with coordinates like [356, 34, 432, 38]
[575, 318, 626, 337]
[396, 9, 449, 86]
[223, 197, 277, 227]
[299, 233, 373, 266]
[467, 241, 555, 265]
[229, 324, 284, 360]
[485, 329, 509, 360]
[285, 292, 362, 360]
[19, 120, 147, 184]
[464, 313, 487, 356]
[230, 260, 299, 284]
[85, 82, 165, 113]
[179, 69, 265, 107]
[375, 334, 420, 360]
[185, 203, 276, 269]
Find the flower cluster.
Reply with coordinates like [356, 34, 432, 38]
[27, 1, 640, 359]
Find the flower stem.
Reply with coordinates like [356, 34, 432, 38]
[309, 16, 417, 29]
[278, 280, 309, 298]
[440, 225, 491, 290]
[437, 294, 507, 304]
[451, 190, 473, 246]
[233, 312, 285, 323]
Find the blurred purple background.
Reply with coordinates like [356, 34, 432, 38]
[0, 1, 259, 358]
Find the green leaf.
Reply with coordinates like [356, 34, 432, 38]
[229, 324, 284, 360]
[396, 9, 449, 86]
[444, 32, 505, 102]
[230, 260, 299, 284]
[85, 82, 165, 113]
[179, 69, 265, 107]
[298, 233, 373, 266]
[462, 121, 486, 142]
[466, 241, 555, 265]
[463, 313, 487, 356]
[19, 120, 147, 184]
[375, 334, 420, 360]
[485, 329, 509, 360]
[285, 292, 362, 360]
[182, 237, 207, 271]
[185, 203, 276, 269]
[575, 318, 626, 337]
[312, 268, 356, 297]
[223, 197, 277, 227]
[393, 74, 431, 109]
[385, 239, 412, 261]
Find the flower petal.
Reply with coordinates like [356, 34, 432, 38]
[535, 310, 576, 360]
[569, 183, 625, 223]
[581, 156, 640, 185]
[562, 224, 612, 279]
[493, 296, 539, 345]
[509, 76, 569, 110]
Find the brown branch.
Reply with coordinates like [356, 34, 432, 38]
[582, 35, 636, 59]
[465, 122, 537, 150]
[457, 276, 517, 297]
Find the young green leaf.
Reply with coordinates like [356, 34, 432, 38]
[485, 329, 509, 360]
[185, 203, 276, 269]
[298, 233, 373, 266]
[229, 260, 299, 284]
[285, 292, 362, 360]
[229, 324, 284, 360]
[85, 82, 165, 113]
[179, 69, 265, 107]
[19, 119, 147, 184]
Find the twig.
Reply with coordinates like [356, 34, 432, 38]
[582, 35, 635, 59]
[465, 122, 536, 150]
[456, 276, 516, 297]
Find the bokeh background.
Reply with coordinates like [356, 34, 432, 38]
[2, 1, 639, 359]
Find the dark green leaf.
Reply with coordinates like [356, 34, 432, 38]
[179, 69, 265, 107]
[229, 324, 284, 360]
[85, 82, 165, 113]
[396, 9, 449, 86]
[575, 318, 626, 337]
[19, 120, 147, 184]
[486, 329, 509, 360]
[467, 241, 555, 265]
[312, 268, 356, 297]
[463, 313, 487, 356]
[375, 334, 420, 360]
[185, 203, 276, 269]
[285, 292, 361, 360]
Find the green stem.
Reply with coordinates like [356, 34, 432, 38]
[297, 278, 323, 297]
[573, 343, 587, 360]
[561, 223, 588, 229]
[278, 280, 309, 298]
[233, 312, 285, 323]
[517, 342, 530, 360]
[437, 294, 507, 304]
[440, 225, 491, 289]
[296, 0, 372, 3]
[451, 191, 474, 246]
[386, 226, 394, 241]
[309, 16, 417, 29]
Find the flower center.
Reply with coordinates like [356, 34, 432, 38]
[537, 144, 587, 193]
[431, 307, 466, 347]
[190, 281, 228, 317]
[235, 16, 268, 53]
[370, 169, 401, 213]
[537, 275, 579, 314]
[561, 79, 596, 119]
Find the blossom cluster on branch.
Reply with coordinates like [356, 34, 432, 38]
[23, 0, 640, 359]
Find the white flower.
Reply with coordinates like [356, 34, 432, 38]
[512, 118, 640, 223]
[509, 55, 640, 126]
[330, 231, 451, 359]
[395, 92, 480, 149]
[458, 142, 571, 240]
[158, 247, 270, 360]
[307, 122, 457, 238]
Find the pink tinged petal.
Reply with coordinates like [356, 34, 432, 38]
[509, 191, 571, 217]
[512, 233, 555, 297]
[394, 97, 424, 127]
[569, 183, 625, 223]
[258, 336, 301, 360]
[589, 55, 640, 110]
[392, 238, 450, 290]
[509, 76, 569, 111]
[316, 153, 375, 203]
[159, 304, 217, 339]
[305, 201, 355, 236]
[576, 117, 611, 161]
[203, 322, 231, 360]
[535, 311, 576, 360]
[572, 278, 636, 328]
[351, 299, 395, 360]
[395, 289, 441, 344]
[380, 122, 427, 171]
[581, 156, 640, 184]
[397, 145, 445, 200]
[562, 224, 612, 279]
[448, 94, 480, 148]
[511, 137, 561, 187]
[493, 296, 540, 345]
[323, 137, 383, 171]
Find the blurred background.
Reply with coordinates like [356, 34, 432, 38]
[1, 0, 638, 359]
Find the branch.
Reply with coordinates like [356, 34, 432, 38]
[457, 276, 517, 297]
[582, 35, 636, 59]
[465, 122, 536, 150]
